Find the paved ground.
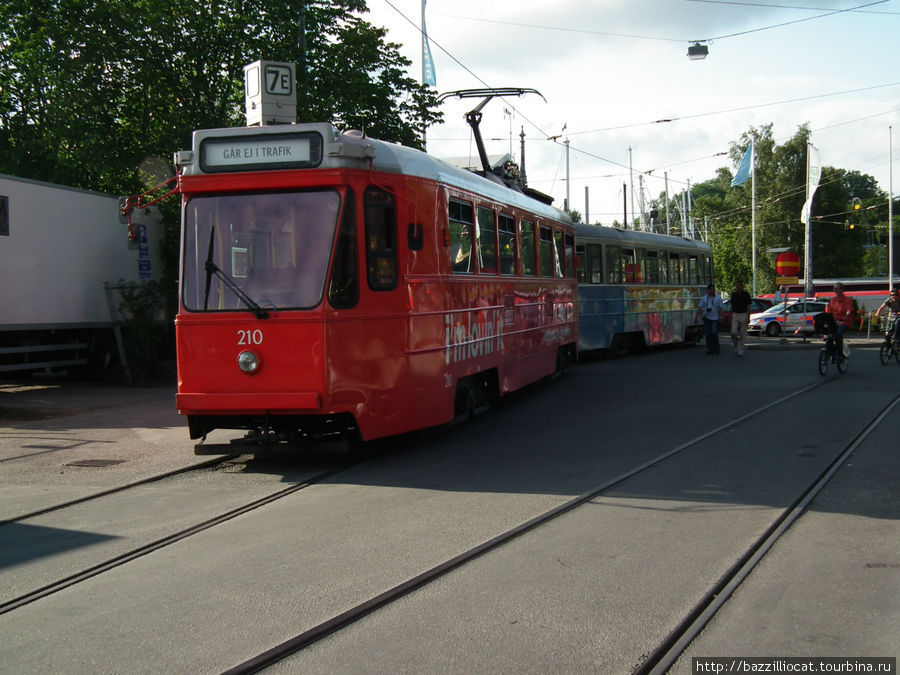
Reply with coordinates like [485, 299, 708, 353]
[1, 338, 896, 673]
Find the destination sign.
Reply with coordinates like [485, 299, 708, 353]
[199, 132, 322, 172]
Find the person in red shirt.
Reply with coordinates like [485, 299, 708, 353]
[825, 282, 854, 357]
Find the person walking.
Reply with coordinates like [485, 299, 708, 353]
[729, 281, 752, 357]
[695, 283, 724, 355]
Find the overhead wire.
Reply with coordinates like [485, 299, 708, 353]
[683, 0, 898, 12]
[376, 0, 896, 223]
[693, 0, 892, 40]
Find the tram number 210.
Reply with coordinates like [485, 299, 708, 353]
[238, 329, 264, 346]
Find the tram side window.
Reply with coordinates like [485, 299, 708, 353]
[636, 248, 647, 284]
[448, 199, 474, 273]
[521, 220, 536, 276]
[575, 245, 586, 283]
[704, 255, 713, 284]
[565, 233, 576, 278]
[498, 214, 516, 275]
[669, 253, 682, 283]
[622, 248, 642, 283]
[473, 206, 495, 274]
[364, 187, 397, 291]
[646, 250, 659, 284]
[606, 244, 621, 283]
[586, 244, 603, 283]
[552, 230, 565, 277]
[539, 226, 553, 276]
[329, 190, 358, 308]
[688, 256, 699, 285]
[658, 250, 669, 284]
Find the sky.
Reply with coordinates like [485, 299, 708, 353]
[363, 0, 899, 227]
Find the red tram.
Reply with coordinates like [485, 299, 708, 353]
[173, 121, 577, 449]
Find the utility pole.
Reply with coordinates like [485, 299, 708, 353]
[890, 125, 895, 290]
[585, 186, 590, 226]
[664, 171, 670, 235]
[687, 179, 694, 238]
[628, 146, 635, 230]
[519, 126, 527, 186]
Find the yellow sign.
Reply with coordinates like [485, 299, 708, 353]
[776, 275, 799, 285]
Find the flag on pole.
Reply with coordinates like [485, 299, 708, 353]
[422, 0, 436, 87]
[731, 142, 753, 187]
[800, 144, 822, 225]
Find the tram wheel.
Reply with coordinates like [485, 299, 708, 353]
[455, 383, 477, 421]
[555, 349, 569, 377]
[817, 350, 828, 376]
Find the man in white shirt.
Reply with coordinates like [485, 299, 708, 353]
[695, 283, 725, 355]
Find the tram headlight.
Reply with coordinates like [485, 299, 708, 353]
[237, 350, 261, 374]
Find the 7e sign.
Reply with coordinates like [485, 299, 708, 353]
[264, 64, 293, 96]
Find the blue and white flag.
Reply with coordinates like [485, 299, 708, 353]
[422, 0, 436, 87]
[731, 142, 753, 187]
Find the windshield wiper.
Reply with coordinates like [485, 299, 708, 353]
[202, 226, 269, 319]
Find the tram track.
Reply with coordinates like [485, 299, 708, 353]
[0, 453, 239, 526]
[636, 392, 900, 674]
[220, 377, 895, 674]
[0, 460, 359, 616]
[3, 373, 891, 672]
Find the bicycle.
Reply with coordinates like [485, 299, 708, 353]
[814, 313, 848, 376]
[878, 313, 900, 365]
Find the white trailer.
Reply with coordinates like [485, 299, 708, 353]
[0, 173, 164, 375]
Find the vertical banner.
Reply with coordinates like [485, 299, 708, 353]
[800, 144, 822, 225]
[422, 0, 437, 87]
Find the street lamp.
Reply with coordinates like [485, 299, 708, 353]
[687, 42, 709, 60]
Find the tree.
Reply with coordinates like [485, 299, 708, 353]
[0, 0, 443, 195]
[688, 124, 887, 293]
[0, 1, 443, 358]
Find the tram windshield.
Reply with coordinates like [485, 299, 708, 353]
[182, 191, 341, 312]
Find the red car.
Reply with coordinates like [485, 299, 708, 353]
[718, 297, 774, 330]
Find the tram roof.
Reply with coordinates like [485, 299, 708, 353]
[184, 123, 572, 225]
[574, 223, 711, 252]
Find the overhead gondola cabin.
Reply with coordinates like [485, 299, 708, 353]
[574, 224, 712, 353]
[166, 69, 577, 451]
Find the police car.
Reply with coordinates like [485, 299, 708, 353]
[748, 299, 828, 337]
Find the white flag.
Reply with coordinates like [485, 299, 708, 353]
[800, 144, 822, 225]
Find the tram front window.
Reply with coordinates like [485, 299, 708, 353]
[182, 191, 341, 312]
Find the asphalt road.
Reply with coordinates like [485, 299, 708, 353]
[1, 337, 897, 673]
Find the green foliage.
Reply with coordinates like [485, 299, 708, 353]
[0, 1, 442, 360]
[115, 279, 170, 382]
[680, 124, 889, 292]
[0, 0, 443, 196]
